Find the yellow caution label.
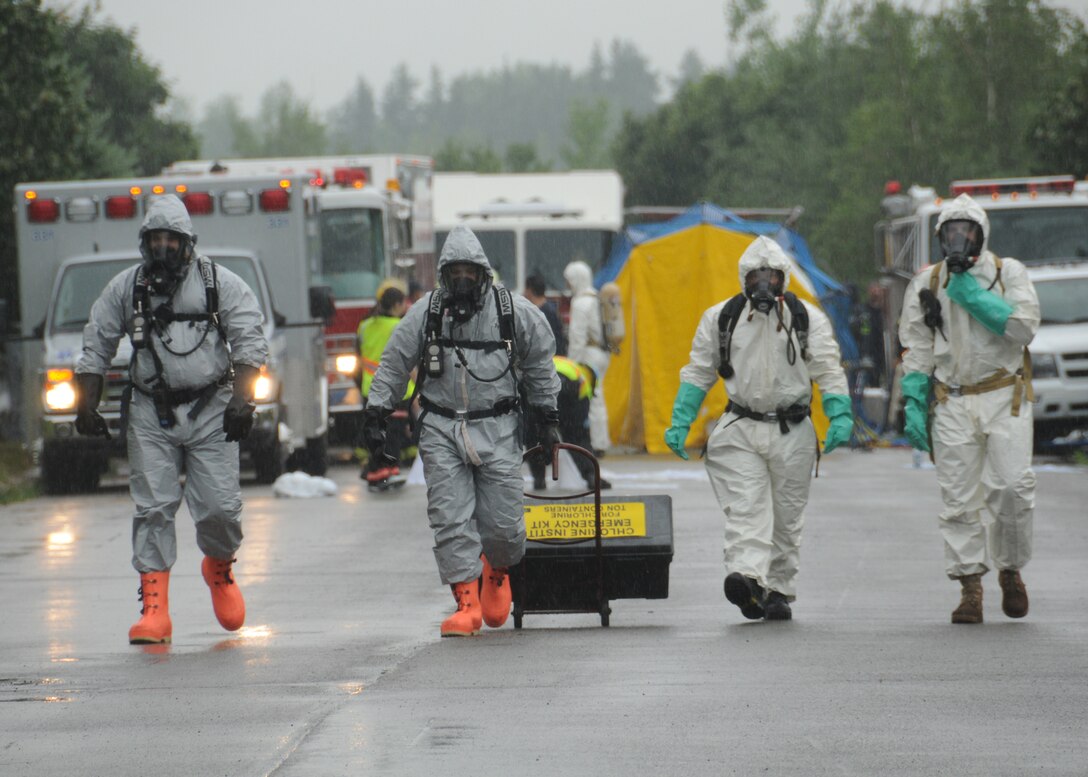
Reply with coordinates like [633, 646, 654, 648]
[524, 502, 647, 540]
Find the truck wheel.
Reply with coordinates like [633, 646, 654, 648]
[301, 433, 328, 477]
[254, 439, 286, 484]
[40, 443, 100, 495]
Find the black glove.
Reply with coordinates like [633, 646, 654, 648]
[534, 406, 562, 457]
[361, 406, 391, 460]
[74, 373, 111, 439]
[223, 364, 258, 442]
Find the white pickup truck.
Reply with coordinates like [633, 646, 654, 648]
[1026, 260, 1088, 444]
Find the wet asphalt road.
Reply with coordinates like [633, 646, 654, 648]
[1, 447, 1086, 776]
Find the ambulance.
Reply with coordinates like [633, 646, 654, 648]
[13, 174, 331, 491]
[162, 154, 435, 446]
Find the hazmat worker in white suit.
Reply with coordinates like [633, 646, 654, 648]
[665, 236, 853, 621]
[564, 260, 612, 452]
[898, 193, 1040, 624]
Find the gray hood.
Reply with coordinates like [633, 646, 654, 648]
[437, 225, 493, 280]
[139, 194, 196, 241]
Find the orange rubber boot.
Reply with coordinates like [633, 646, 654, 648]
[201, 556, 246, 631]
[480, 555, 512, 628]
[440, 581, 482, 637]
[128, 571, 172, 644]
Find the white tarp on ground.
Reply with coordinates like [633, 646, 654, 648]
[272, 471, 338, 498]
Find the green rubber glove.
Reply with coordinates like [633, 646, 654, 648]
[900, 371, 931, 452]
[946, 271, 1014, 335]
[820, 393, 853, 453]
[664, 382, 707, 460]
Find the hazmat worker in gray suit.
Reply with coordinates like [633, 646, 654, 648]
[364, 225, 560, 637]
[75, 194, 268, 645]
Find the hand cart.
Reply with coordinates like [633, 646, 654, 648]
[511, 443, 673, 628]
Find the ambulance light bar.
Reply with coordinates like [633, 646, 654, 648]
[25, 192, 60, 223]
[333, 167, 368, 187]
[950, 175, 1075, 198]
[105, 196, 138, 219]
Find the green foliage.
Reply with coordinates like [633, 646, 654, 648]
[1032, 37, 1088, 178]
[0, 441, 36, 504]
[59, 8, 198, 175]
[0, 1, 199, 326]
[615, 0, 1088, 283]
[561, 99, 614, 169]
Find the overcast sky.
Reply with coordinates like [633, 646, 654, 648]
[65, 0, 1088, 118]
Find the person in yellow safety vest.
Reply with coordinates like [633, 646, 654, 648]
[527, 355, 611, 492]
[356, 284, 415, 486]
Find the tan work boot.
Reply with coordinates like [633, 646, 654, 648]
[951, 573, 983, 624]
[441, 581, 482, 637]
[998, 569, 1029, 618]
[128, 571, 172, 644]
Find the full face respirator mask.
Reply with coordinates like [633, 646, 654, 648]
[744, 268, 785, 314]
[442, 263, 486, 323]
[141, 230, 194, 294]
[938, 219, 984, 274]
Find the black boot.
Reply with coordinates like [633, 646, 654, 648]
[764, 591, 792, 621]
[724, 572, 765, 620]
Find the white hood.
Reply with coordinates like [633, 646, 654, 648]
[737, 236, 793, 289]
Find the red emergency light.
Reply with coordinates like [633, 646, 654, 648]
[105, 196, 138, 219]
[333, 167, 367, 187]
[950, 175, 1075, 198]
[182, 191, 214, 215]
[259, 188, 290, 212]
[27, 198, 60, 223]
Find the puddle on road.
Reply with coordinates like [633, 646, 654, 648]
[0, 676, 76, 703]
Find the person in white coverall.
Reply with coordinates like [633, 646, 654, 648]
[898, 193, 1039, 624]
[665, 236, 853, 621]
[75, 195, 268, 644]
[364, 226, 560, 637]
[564, 260, 612, 453]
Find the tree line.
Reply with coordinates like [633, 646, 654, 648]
[4, 0, 1088, 326]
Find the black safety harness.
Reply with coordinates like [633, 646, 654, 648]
[715, 291, 812, 435]
[413, 284, 523, 423]
[128, 257, 230, 428]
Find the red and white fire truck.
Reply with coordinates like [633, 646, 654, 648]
[876, 174, 1088, 441]
[162, 155, 435, 446]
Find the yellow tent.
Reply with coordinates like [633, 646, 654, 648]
[601, 207, 835, 453]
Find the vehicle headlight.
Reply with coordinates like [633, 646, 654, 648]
[43, 368, 77, 412]
[1031, 352, 1058, 379]
[253, 367, 276, 402]
[335, 353, 358, 376]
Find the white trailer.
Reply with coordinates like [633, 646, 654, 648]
[433, 170, 624, 293]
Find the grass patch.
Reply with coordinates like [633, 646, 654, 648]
[0, 441, 38, 504]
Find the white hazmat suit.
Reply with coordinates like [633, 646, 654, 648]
[564, 260, 612, 451]
[899, 194, 1040, 588]
[670, 237, 849, 612]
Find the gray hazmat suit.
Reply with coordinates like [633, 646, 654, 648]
[564, 260, 612, 450]
[367, 226, 560, 585]
[77, 195, 268, 572]
[899, 194, 1040, 579]
[679, 237, 848, 599]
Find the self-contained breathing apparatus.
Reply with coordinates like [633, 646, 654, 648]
[129, 256, 229, 428]
[416, 284, 520, 417]
[715, 290, 812, 436]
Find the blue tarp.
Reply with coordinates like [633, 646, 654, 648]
[597, 202, 859, 362]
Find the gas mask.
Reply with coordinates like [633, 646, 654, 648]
[141, 230, 193, 294]
[938, 219, 984, 274]
[744, 268, 785, 314]
[442, 263, 486, 323]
